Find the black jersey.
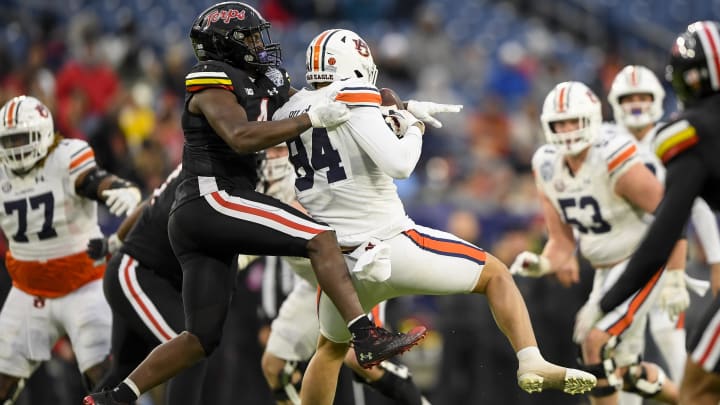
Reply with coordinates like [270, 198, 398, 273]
[601, 93, 720, 312]
[121, 166, 183, 289]
[176, 61, 291, 207]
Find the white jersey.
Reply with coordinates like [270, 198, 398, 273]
[0, 138, 102, 261]
[532, 127, 648, 266]
[273, 79, 420, 246]
[605, 122, 666, 183]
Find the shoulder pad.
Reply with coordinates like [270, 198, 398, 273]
[334, 79, 381, 107]
[531, 144, 558, 182]
[185, 61, 236, 93]
[653, 119, 699, 164]
[53, 138, 96, 175]
[596, 132, 638, 176]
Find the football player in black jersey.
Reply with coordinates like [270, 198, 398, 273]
[83, 3, 427, 404]
[86, 165, 211, 405]
[569, 21, 720, 405]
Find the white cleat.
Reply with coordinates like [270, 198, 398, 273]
[518, 366, 597, 395]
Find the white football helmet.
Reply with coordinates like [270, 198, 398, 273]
[261, 144, 292, 183]
[608, 65, 665, 128]
[541, 81, 602, 155]
[0, 95, 54, 173]
[305, 29, 378, 87]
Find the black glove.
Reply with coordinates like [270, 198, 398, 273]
[87, 234, 122, 260]
[87, 238, 109, 260]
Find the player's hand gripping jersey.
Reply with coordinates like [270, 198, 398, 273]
[532, 127, 646, 266]
[273, 78, 420, 247]
[0, 139, 104, 297]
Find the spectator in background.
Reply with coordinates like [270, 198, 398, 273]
[55, 14, 121, 139]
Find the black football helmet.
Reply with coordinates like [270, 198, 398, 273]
[666, 20, 720, 108]
[189, 2, 281, 73]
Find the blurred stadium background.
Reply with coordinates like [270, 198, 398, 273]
[0, 0, 718, 404]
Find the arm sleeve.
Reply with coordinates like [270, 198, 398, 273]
[600, 152, 706, 312]
[690, 197, 720, 264]
[346, 106, 423, 179]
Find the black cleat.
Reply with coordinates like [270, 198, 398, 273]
[82, 391, 130, 405]
[352, 325, 427, 369]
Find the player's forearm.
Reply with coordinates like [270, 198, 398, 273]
[665, 239, 687, 271]
[541, 239, 575, 272]
[232, 117, 311, 153]
[353, 113, 422, 178]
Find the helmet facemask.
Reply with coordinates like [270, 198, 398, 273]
[260, 146, 293, 183]
[545, 118, 595, 156]
[541, 81, 602, 156]
[222, 22, 281, 72]
[0, 96, 54, 175]
[608, 65, 665, 129]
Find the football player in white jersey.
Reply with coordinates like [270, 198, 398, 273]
[510, 81, 684, 404]
[272, 29, 597, 405]
[607, 65, 720, 398]
[256, 144, 430, 405]
[0, 95, 141, 403]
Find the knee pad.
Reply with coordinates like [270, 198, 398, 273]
[1, 378, 25, 405]
[624, 363, 665, 398]
[578, 353, 623, 388]
[271, 360, 301, 405]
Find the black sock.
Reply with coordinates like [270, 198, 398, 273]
[348, 316, 374, 340]
[111, 382, 138, 403]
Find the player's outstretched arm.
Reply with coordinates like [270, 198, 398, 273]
[75, 166, 141, 217]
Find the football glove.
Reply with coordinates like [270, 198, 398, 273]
[87, 233, 122, 260]
[384, 110, 425, 138]
[659, 269, 690, 321]
[406, 100, 463, 128]
[307, 101, 351, 128]
[509, 251, 551, 277]
[102, 187, 141, 216]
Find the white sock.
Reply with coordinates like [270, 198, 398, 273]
[123, 378, 141, 398]
[516, 346, 544, 367]
[347, 314, 366, 328]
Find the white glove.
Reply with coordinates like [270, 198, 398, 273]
[659, 269, 690, 321]
[102, 187, 141, 216]
[573, 300, 604, 344]
[406, 100, 463, 128]
[509, 251, 551, 277]
[307, 101, 351, 128]
[384, 110, 425, 138]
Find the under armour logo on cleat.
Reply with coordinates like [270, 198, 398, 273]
[359, 352, 373, 362]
